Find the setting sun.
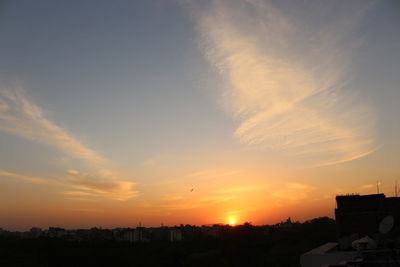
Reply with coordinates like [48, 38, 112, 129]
[228, 219, 236, 226]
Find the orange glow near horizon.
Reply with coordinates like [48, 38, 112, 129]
[228, 218, 236, 226]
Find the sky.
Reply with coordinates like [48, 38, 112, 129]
[0, 0, 399, 231]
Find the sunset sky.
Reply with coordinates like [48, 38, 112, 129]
[0, 0, 399, 231]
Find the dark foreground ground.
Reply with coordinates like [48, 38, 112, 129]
[0, 217, 335, 267]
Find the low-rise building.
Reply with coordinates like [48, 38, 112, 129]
[168, 228, 182, 242]
[133, 227, 151, 242]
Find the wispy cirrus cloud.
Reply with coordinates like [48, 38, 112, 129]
[0, 169, 61, 186]
[0, 86, 137, 200]
[157, 181, 311, 212]
[0, 86, 104, 164]
[66, 170, 138, 201]
[158, 183, 269, 210]
[214, 184, 269, 194]
[269, 183, 315, 202]
[193, 0, 377, 166]
[0, 169, 138, 201]
[160, 194, 236, 210]
[60, 191, 99, 197]
[186, 170, 239, 180]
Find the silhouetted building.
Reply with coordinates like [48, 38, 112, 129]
[201, 225, 221, 238]
[277, 217, 294, 229]
[48, 227, 66, 238]
[335, 193, 400, 249]
[168, 228, 182, 242]
[0, 228, 9, 236]
[301, 193, 400, 267]
[29, 227, 42, 238]
[133, 227, 150, 242]
[151, 227, 169, 241]
[123, 230, 135, 242]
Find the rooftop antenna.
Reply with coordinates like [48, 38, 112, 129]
[396, 181, 398, 197]
[377, 180, 380, 194]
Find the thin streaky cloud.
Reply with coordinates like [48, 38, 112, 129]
[159, 194, 236, 210]
[67, 208, 105, 213]
[0, 86, 104, 164]
[214, 184, 269, 194]
[60, 191, 98, 197]
[157, 182, 313, 211]
[0, 170, 62, 186]
[147, 170, 239, 187]
[193, 0, 377, 166]
[67, 170, 138, 201]
[0, 86, 138, 200]
[268, 183, 315, 202]
[0, 169, 138, 201]
[186, 170, 239, 179]
[65, 198, 98, 202]
[157, 183, 269, 211]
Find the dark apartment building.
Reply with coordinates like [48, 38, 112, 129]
[301, 193, 400, 267]
[335, 193, 400, 250]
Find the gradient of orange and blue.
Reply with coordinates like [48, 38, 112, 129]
[0, 0, 399, 231]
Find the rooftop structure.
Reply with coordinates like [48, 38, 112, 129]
[301, 193, 400, 267]
[335, 193, 400, 250]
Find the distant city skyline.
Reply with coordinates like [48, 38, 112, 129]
[0, 0, 399, 231]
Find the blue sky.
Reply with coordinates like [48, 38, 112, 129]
[0, 0, 399, 230]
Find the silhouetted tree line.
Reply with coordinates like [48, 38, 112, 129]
[0, 217, 336, 267]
